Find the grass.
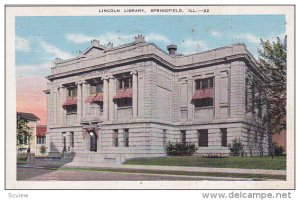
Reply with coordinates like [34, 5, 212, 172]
[123, 156, 286, 170]
[54, 167, 286, 180]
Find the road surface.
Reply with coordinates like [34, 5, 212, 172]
[17, 167, 216, 181]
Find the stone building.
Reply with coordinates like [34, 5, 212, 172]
[44, 35, 270, 163]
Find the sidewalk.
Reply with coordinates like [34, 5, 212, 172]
[18, 159, 286, 176]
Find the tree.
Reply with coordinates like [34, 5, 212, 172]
[16, 116, 32, 152]
[258, 36, 287, 135]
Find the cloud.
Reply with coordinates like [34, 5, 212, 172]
[236, 33, 260, 44]
[16, 61, 53, 76]
[180, 39, 208, 54]
[146, 33, 170, 44]
[16, 36, 30, 52]
[65, 33, 92, 44]
[38, 40, 73, 59]
[65, 32, 170, 46]
[211, 31, 222, 38]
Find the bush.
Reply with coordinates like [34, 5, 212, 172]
[228, 138, 244, 156]
[40, 145, 48, 154]
[165, 141, 197, 156]
[202, 153, 228, 158]
[273, 142, 285, 156]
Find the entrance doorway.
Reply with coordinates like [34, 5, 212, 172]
[89, 132, 97, 152]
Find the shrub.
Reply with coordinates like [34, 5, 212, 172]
[202, 153, 228, 158]
[40, 145, 48, 154]
[273, 142, 285, 156]
[165, 141, 197, 156]
[228, 138, 244, 156]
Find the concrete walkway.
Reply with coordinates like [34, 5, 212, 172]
[19, 159, 286, 176]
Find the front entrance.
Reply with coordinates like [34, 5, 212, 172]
[89, 132, 97, 152]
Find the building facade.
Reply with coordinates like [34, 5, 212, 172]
[45, 35, 270, 163]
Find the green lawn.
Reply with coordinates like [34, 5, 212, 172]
[124, 156, 286, 170]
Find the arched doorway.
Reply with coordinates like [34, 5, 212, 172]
[89, 132, 97, 152]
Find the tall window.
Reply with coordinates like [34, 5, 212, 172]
[195, 77, 214, 90]
[198, 129, 208, 147]
[180, 130, 186, 144]
[124, 129, 129, 147]
[162, 129, 167, 147]
[67, 87, 77, 97]
[90, 82, 103, 94]
[117, 77, 132, 89]
[221, 128, 227, 147]
[113, 129, 119, 147]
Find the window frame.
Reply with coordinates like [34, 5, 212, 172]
[198, 129, 208, 147]
[221, 128, 227, 147]
[124, 129, 129, 147]
[195, 77, 214, 90]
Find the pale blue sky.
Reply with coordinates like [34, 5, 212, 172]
[15, 15, 285, 77]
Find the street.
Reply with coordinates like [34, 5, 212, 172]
[17, 167, 218, 181]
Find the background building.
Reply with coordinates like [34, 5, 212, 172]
[45, 35, 270, 163]
[17, 112, 40, 154]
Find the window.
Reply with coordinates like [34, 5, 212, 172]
[195, 77, 214, 90]
[70, 132, 74, 148]
[124, 129, 129, 147]
[36, 137, 46, 144]
[90, 82, 103, 94]
[194, 98, 213, 108]
[198, 129, 208, 147]
[113, 129, 119, 147]
[20, 134, 29, 145]
[67, 87, 77, 97]
[162, 129, 167, 147]
[117, 77, 132, 89]
[116, 98, 132, 107]
[180, 130, 186, 144]
[66, 105, 77, 114]
[221, 128, 227, 147]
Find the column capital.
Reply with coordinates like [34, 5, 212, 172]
[130, 70, 138, 75]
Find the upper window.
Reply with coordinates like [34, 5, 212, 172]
[116, 98, 132, 108]
[66, 105, 77, 114]
[195, 77, 214, 90]
[37, 137, 46, 144]
[67, 87, 77, 97]
[90, 82, 103, 94]
[117, 77, 132, 90]
[194, 98, 213, 108]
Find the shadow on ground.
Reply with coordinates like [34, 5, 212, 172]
[17, 142, 76, 180]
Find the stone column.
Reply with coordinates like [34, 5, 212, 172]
[131, 71, 138, 118]
[102, 77, 109, 121]
[82, 81, 88, 118]
[214, 73, 221, 119]
[59, 86, 65, 126]
[108, 76, 116, 121]
[187, 78, 194, 121]
[77, 82, 82, 122]
[53, 87, 57, 125]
